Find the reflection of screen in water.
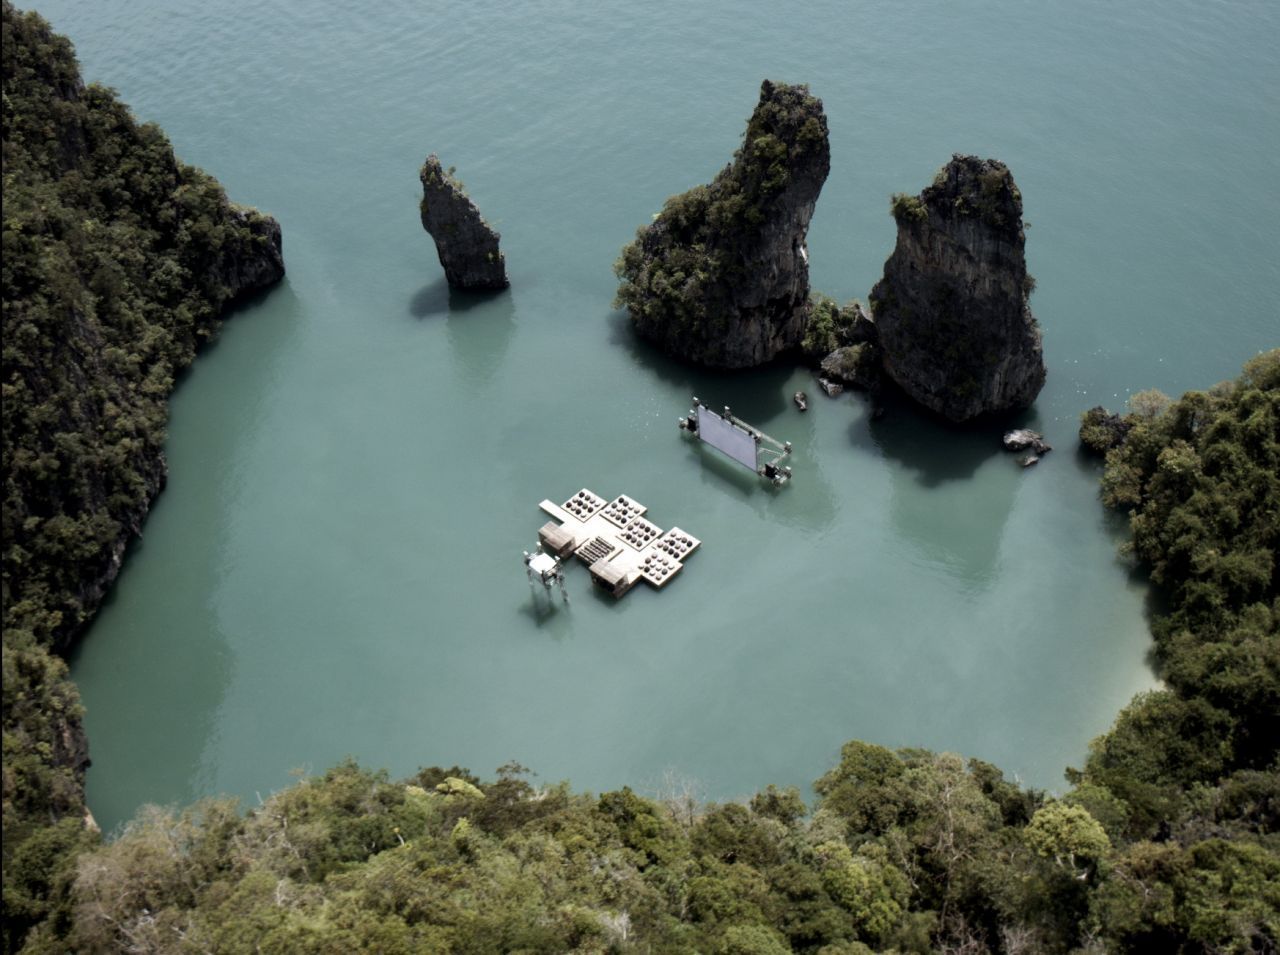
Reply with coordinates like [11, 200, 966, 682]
[696, 406, 758, 470]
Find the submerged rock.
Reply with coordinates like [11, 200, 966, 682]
[614, 80, 830, 368]
[794, 391, 809, 411]
[870, 155, 1046, 421]
[420, 155, 508, 290]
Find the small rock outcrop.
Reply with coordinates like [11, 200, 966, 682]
[419, 155, 508, 290]
[821, 344, 883, 394]
[870, 155, 1046, 421]
[614, 80, 830, 368]
[1003, 428, 1052, 455]
[800, 295, 877, 362]
[212, 206, 286, 300]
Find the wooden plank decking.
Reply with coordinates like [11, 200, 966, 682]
[536, 489, 700, 597]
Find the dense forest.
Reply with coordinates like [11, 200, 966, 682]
[3, 5, 1277, 953]
[1, 4, 283, 949]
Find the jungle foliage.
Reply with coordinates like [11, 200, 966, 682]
[799, 293, 862, 363]
[613, 80, 827, 339]
[2, 4, 1277, 951]
[2, 5, 281, 948]
[13, 354, 1276, 954]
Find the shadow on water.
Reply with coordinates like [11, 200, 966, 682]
[1073, 443, 1164, 674]
[71, 279, 306, 831]
[408, 279, 517, 387]
[408, 277, 451, 318]
[172, 276, 300, 389]
[409, 277, 510, 319]
[853, 383, 1042, 488]
[686, 441, 776, 499]
[516, 588, 574, 634]
[446, 291, 516, 388]
[605, 310, 795, 423]
[851, 384, 1040, 591]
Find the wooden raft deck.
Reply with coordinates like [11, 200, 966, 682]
[537, 489, 700, 598]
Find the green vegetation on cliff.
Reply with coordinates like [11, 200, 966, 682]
[9, 355, 1274, 954]
[800, 293, 859, 362]
[2, 7, 1275, 951]
[1, 5, 283, 948]
[614, 80, 829, 368]
[2, 1, 283, 650]
[1079, 351, 1279, 806]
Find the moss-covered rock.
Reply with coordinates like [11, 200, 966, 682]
[614, 80, 830, 368]
[800, 295, 876, 364]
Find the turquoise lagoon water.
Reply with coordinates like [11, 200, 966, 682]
[42, 0, 1278, 832]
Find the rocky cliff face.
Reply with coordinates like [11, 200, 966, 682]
[870, 155, 1045, 421]
[215, 207, 286, 301]
[614, 80, 830, 368]
[419, 156, 508, 290]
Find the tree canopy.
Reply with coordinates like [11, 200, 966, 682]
[2, 4, 1275, 951]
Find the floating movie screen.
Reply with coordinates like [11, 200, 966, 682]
[696, 406, 758, 471]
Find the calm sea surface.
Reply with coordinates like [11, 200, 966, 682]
[45, 0, 1277, 832]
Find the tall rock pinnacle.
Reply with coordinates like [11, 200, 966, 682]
[870, 155, 1046, 421]
[614, 80, 830, 368]
[419, 155, 508, 290]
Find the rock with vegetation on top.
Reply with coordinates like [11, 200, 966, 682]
[800, 294, 877, 363]
[614, 80, 830, 368]
[1078, 406, 1133, 454]
[419, 155, 508, 290]
[214, 207, 286, 299]
[870, 155, 1046, 421]
[820, 344, 883, 394]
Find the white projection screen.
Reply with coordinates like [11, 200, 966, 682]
[696, 406, 758, 471]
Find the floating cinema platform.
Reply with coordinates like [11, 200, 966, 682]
[527, 489, 701, 599]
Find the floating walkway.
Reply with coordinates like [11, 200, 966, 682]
[529, 489, 701, 598]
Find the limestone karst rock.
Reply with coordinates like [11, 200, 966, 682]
[870, 155, 1046, 421]
[614, 80, 830, 368]
[213, 207, 286, 300]
[419, 155, 508, 290]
